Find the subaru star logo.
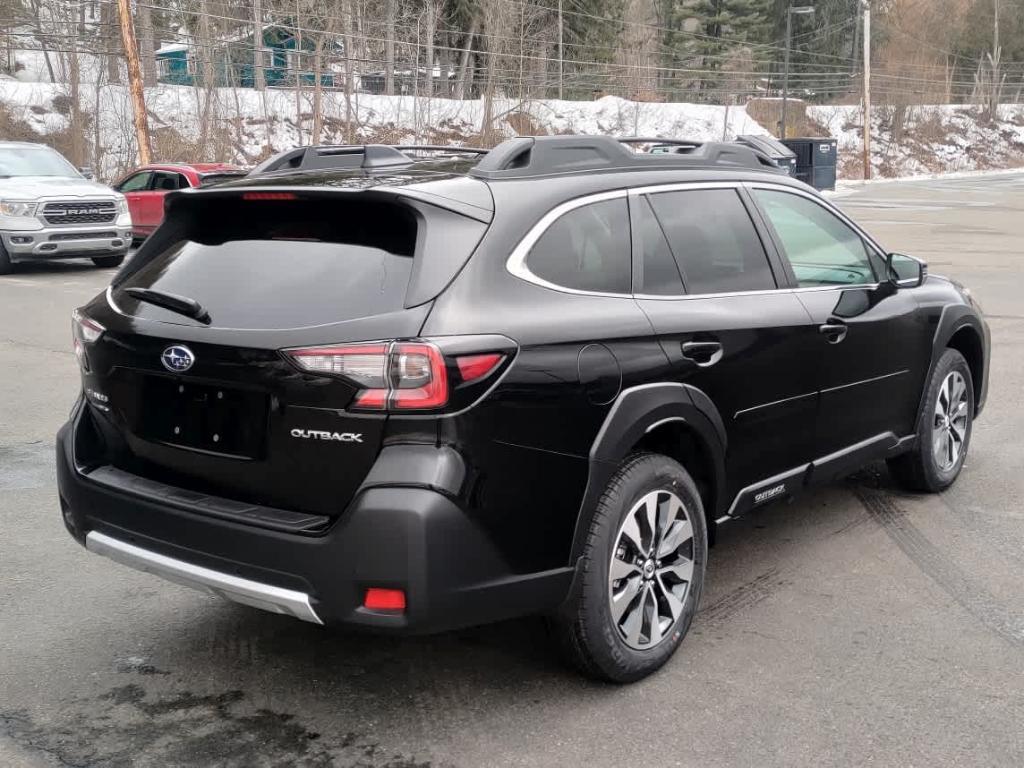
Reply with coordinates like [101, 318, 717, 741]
[161, 345, 195, 373]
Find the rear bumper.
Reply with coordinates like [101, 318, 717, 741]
[3, 225, 132, 261]
[57, 405, 573, 633]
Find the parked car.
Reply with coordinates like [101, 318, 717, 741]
[58, 137, 990, 682]
[0, 142, 132, 274]
[114, 163, 246, 241]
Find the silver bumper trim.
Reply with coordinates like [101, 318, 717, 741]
[85, 531, 323, 624]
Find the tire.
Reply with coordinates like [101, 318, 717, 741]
[550, 452, 708, 683]
[0, 243, 13, 275]
[91, 254, 124, 269]
[887, 348, 974, 493]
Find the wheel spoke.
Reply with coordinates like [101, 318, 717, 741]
[643, 494, 659, 552]
[611, 576, 643, 624]
[610, 555, 640, 582]
[619, 513, 644, 556]
[621, 589, 645, 646]
[951, 375, 966, 408]
[657, 518, 693, 558]
[654, 576, 684, 622]
[658, 557, 694, 584]
[933, 431, 946, 465]
[937, 377, 950, 416]
[646, 588, 663, 646]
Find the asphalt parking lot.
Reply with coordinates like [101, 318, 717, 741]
[1, 172, 1023, 768]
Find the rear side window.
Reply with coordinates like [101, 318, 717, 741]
[752, 189, 877, 287]
[526, 198, 631, 294]
[635, 196, 684, 295]
[647, 189, 776, 295]
[115, 198, 419, 330]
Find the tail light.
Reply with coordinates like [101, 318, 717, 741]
[72, 309, 104, 371]
[286, 341, 506, 412]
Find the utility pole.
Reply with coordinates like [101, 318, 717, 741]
[558, 0, 564, 100]
[781, 6, 814, 140]
[116, 0, 152, 164]
[862, 0, 871, 180]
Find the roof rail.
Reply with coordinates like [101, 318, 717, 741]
[250, 143, 488, 175]
[468, 135, 781, 179]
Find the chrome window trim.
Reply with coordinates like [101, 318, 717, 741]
[504, 179, 889, 300]
[505, 188, 631, 298]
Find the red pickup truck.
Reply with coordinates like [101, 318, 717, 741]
[113, 163, 246, 241]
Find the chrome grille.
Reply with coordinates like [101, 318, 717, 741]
[42, 201, 117, 225]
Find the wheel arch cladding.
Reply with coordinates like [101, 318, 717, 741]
[930, 303, 987, 416]
[570, 383, 727, 562]
[946, 325, 984, 411]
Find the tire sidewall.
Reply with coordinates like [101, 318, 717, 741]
[920, 349, 974, 489]
[580, 455, 708, 682]
[0, 243, 12, 275]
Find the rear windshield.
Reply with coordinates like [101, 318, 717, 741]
[114, 197, 418, 330]
[198, 172, 247, 187]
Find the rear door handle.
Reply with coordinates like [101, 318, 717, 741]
[681, 341, 724, 367]
[819, 321, 848, 344]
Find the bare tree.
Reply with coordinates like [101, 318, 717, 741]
[136, 0, 157, 86]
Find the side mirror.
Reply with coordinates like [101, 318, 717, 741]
[887, 252, 926, 288]
[79, 166, 94, 179]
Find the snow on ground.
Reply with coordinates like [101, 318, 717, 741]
[809, 103, 1024, 177]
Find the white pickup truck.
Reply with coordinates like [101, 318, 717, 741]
[0, 142, 133, 274]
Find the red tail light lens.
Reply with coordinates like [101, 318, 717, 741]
[286, 341, 449, 411]
[456, 353, 505, 383]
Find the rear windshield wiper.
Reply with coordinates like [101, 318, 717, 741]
[125, 287, 211, 325]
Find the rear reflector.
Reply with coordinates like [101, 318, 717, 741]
[364, 588, 406, 612]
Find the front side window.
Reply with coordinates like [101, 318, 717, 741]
[752, 189, 877, 287]
[525, 198, 631, 294]
[646, 188, 776, 294]
[117, 171, 152, 192]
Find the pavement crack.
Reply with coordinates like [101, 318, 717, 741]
[855, 487, 1024, 650]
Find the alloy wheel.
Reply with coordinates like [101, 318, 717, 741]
[933, 370, 970, 471]
[608, 489, 694, 650]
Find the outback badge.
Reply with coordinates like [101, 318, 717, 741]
[161, 345, 195, 373]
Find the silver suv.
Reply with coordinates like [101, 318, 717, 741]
[0, 142, 132, 274]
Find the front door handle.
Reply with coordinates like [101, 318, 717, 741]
[681, 341, 724, 367]
[819, 321, 848, 344]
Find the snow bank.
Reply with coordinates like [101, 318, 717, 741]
[809, 103, 1024, 177]
[0, 77, 770, 179]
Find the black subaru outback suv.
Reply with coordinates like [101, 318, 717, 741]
[57, 136, 989, 682]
